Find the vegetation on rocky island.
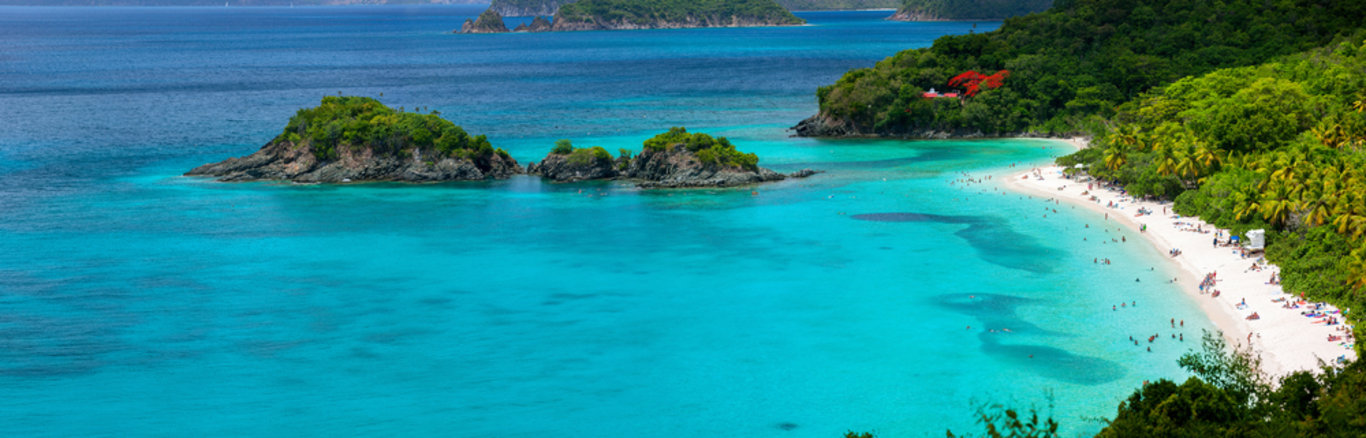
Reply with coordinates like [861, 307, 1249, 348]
[643, 127, 760, 171]
[276, 96, 508, 164]
[808, 0, 1366, 137]
[550, 139, 614, 166]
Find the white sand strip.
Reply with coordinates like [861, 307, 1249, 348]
[1000, 144, 1356, 377]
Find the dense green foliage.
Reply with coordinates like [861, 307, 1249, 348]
[547, 139, 612, 167]
[642, 127, 760, 170]
[894, 0, 1050, 20]
[275, 96, 505, 163]
[1097, 332, 1366, 437]
[554, 0, 804, 27]
[552, 139, 574, 155]
[1062, 35, 1366, 329]
[815, 0, 1366, 136]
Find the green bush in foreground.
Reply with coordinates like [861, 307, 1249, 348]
[939, 333, 1365, 437]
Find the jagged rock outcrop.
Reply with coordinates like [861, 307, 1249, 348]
[186, 140, 522, 183]
[459, 9, 510, 33]
[623, 144, 797, 188]
[513, 16, 554, 32]
[792, 114, 857, 137]
[886, 9, 940, 21]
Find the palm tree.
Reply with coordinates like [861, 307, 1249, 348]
[1103, 144, 1128, 171]
[1257, 181, 1298, 227]
[1114, 125, 1144, 151]
[1155, 146, 1178, 176]
[1346, 249, 1366, 290]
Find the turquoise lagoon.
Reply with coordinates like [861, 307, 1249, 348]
[0, 6, 1210, 437]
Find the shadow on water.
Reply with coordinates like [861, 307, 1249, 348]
[783, 146, 965, 171]
[850, 212, 1060, 274]
[934, 293, 1126, 385]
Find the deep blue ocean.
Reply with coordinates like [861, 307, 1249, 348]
[0, 5, 1212, 437]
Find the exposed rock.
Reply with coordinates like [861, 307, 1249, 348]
[623, 144, 809, 188]
[186, 140, 522, 183]
[886, 9, 942, 21]
[459, 9, 510, 34]
[792, 114, 855, 137]
[513, 16, 553, 32]
[529, 147, 618, 182]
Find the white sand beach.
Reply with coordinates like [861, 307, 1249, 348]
[1003, 139, 1357, 377]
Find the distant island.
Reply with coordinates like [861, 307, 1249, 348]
[887, 0, 1051, 21]
[489, 0, 897, 17]
[186, 96, 521, 183]
[550, 0, 805, 31]
[459, 9, 510, 33]
[461, 0, 806, 33]
[528, 128, 817, 188]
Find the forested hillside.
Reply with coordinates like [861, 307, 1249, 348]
[800, 0, 1366, 138]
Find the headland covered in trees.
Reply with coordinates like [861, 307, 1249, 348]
[798, 0, 1366, 138]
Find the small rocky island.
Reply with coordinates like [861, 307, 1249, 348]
[527, 128, 818, 188]
[551, 0, 805, 31]
[186, 96, 522, 183]
[513, 16, 554, 32]
[459, 9, 511, 33]
[188, 99, 810, 188]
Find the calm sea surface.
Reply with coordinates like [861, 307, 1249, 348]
[0, 6, 1211, 437]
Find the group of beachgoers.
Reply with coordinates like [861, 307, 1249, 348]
[1126, 317, 1187, 352]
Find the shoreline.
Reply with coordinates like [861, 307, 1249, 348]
[999, 138, 1356, 377]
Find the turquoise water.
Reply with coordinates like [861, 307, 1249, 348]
[0, 6, 1211, 437]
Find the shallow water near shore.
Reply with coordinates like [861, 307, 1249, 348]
[0, 6, 1212, 437]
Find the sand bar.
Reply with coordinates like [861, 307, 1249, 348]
[1001, 140, 1357, 377]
